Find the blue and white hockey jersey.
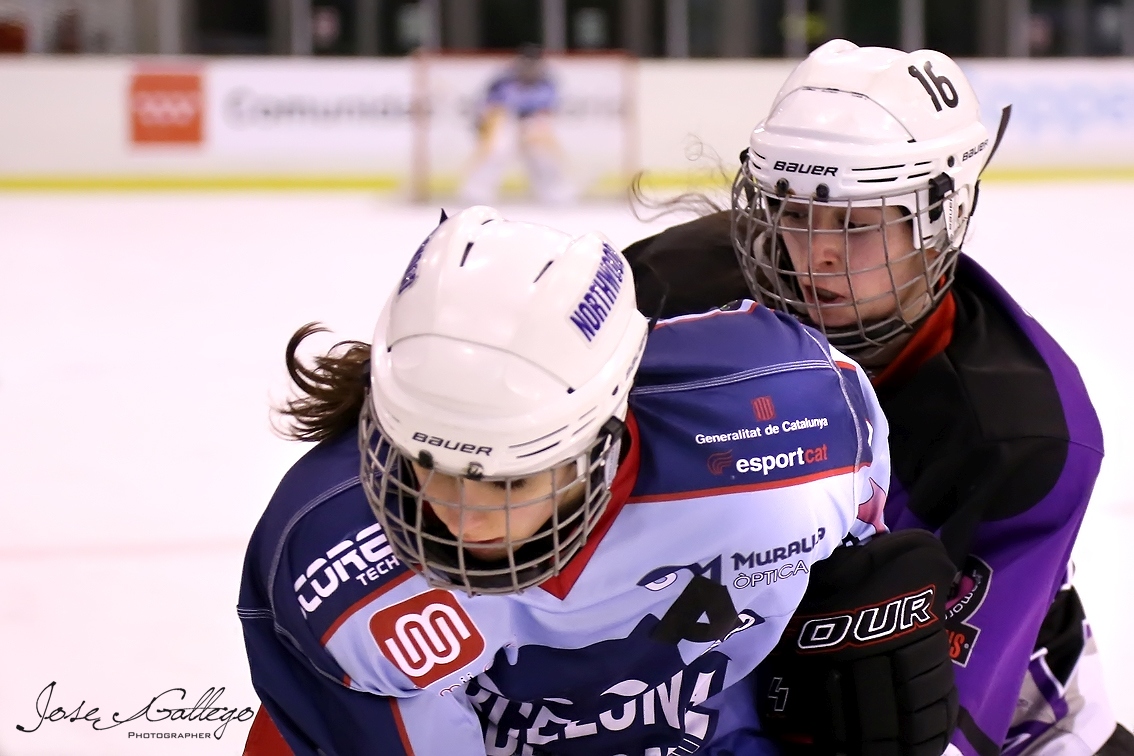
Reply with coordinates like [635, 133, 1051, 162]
[237, 301, 891, 756]
[483, 73, 558, 119]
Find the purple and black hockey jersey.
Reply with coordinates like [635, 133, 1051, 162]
[621, 211, 1119, 756]
[238, 302, 891, 756]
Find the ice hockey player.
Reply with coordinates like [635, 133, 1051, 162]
[458, 45, 575, 205]
[237, 206, 959, 756]
[622, 39, 1132, 756]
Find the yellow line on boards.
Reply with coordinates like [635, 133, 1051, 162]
[980, 166, 1134, 183]
[0, 175, 405, 192]
[1, 166, 1133, 193]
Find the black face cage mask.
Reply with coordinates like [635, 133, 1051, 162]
[729, 161, 964, 367]
[358, 395, 625, 596]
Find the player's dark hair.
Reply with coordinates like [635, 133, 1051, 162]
[628, 170, 725, 222]
[627, 139, 731, 222]
[275, 323, 371, 443]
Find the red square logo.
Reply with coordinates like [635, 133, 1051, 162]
[752, 396, 776, 421]
[129, 70, 203, 145]
[369, 589, 485, 688]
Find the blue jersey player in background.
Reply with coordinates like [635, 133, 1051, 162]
[459, 46, 575, 205]
[238, 206, 959, 756]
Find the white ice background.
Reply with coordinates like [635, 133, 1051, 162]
[0, 185, 1130, 755]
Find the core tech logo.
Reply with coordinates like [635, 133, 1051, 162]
[707, 450, 734, 475]
[794, 586, 937, 653]
[294, 523, 401, 615]
[773, 161, 838, 176]
[370, 590, 485, 688]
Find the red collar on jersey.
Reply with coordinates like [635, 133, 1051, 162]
[873, 290, 956, 389]
[537, 409, 641, 600]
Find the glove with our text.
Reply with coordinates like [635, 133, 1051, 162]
[756, 529, 959, 756]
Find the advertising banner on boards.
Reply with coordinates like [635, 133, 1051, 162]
[203, 59, 415, 171]
[962, 60, 1134, 169]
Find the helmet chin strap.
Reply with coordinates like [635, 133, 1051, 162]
[982, 105, 1013, 177]
[970, 105, 1013, 218]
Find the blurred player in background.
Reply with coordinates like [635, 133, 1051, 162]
[458, 46, 576, 205]
[239, 206, 960, 756]
[624, 39, 1133, 756]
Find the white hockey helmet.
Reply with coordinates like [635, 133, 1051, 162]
[732, 39, 998, 364]
[359, 206, 648, 594]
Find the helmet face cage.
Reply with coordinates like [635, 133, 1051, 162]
[730, 161, 963, 364]
[358, 395, 623, 596]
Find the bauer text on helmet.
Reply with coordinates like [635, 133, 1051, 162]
[732, 39, 996, 365]
[359, 206, 648, 594]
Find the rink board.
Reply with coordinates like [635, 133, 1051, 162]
[3, 58, 1134, 194]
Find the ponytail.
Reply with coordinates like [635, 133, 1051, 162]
[275, 323, 371, 442]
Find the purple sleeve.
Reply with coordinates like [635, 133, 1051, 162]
[891, 438, 1102, 756]
[967, 445, 1099, 756]
[880, 257, 1109, 756]
[948, 259, 1106, 756]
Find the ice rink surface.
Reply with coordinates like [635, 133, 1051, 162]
[1, 184, 1131, 755]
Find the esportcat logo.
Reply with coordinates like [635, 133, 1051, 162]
[706, 450, 734, 475]
[735, 444, 828, 475]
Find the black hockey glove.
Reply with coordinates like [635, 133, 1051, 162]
[756, 529, 959, 756]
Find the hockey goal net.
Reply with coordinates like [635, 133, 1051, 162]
[409, 51, 638, 202]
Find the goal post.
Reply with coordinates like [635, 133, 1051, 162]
[409, 51, 638, 202]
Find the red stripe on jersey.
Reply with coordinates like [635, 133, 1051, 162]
[320, 569, 416, 646]
[651, 300, 759, 329]
[627, 462, 871, 504]
[873, 291, 956, 388]
[537, 411, 642, 600]
[242, 707, 293, 756]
